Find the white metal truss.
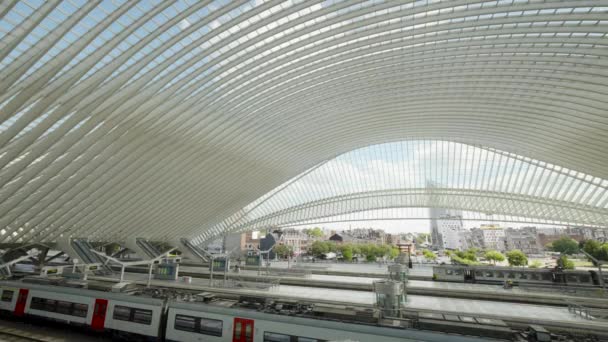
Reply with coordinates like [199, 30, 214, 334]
[0, 1, 607, 244]
[192, 140, 608, 243]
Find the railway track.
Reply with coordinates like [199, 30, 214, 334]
[0, 327, 50, 342]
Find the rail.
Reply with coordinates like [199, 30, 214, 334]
[520, 284, 607, 298]
[208, 276, 280, 291]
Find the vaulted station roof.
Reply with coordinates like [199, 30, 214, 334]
[0, 0, 607, 244]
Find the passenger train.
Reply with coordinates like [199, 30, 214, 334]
[0, 280, 521, 342]
[432, 264, 605, 286]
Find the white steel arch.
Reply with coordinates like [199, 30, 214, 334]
[192, 140, 608, 243]
[0, 1, 607, 244]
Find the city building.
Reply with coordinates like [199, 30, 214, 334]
[504, 227, 542, 255]
[430, 207, 464, 250]
[341, 228, 386, 244]
[479, 224, 505, 251]
[279, 228, 309, 256]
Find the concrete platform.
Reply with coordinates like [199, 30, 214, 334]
[89, 272, 595, 326]
[119, 265, 608, 308]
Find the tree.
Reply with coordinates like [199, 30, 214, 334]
[557, 255, 575, 269]
[528, 260, 543, 268]
[506, 250, 528, 266]
[456, 249, 478, 261]
[305, 227, 324, 238]
[342, 245, 353, 261]
[273, 244, 292, 259]
[422, 249, 437, 261]
[389, 246, 400, 259]
[549, 237, 579, 255]
[311, 241, 329, 257]
[582, 240, 608, 263]
[484, 250, 505, 265]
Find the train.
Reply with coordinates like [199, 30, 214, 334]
[0, 280, 541, 342]
[432, 264, 605, 287]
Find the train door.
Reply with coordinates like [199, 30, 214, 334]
[464, 269, 475, 283]
[14, 289, 28, 317]
[233, 317, 254, 342]
[91, 299, 108, 330]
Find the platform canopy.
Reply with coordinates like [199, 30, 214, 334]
[0, 1, 607, 244]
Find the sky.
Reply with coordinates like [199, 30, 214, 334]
[285, 209, 559, 234]
[230, 139, 603, 235]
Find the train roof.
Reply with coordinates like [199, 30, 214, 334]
[0, 280, 164, 306]
[168, 300, 495, 342]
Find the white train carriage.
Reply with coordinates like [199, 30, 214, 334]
[433, 265, 598, 286]
[0, 281, 164, 338]
[166, 301, 494, 342]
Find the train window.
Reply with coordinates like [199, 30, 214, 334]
[264, 332, 327, 342]
[174, 314, 222, 337]
[567, 275, 579, 283]
[507, 272, 516, 279]
[475, 271, 483, 277]
[73, 303, 88, 317]
[541, 273, 552, 281]
[113, 305, 153, 325]
[30, 297, 87, 317]
[199, 317, 223, 336]
[1, 290, 14, 302]
[264, 332, 291, 342]
[496, 272, 504, 278]
[519, 273, 528, 279]
[484, 272, 493, 277]
[174, 315, 196, 332]
[56, 301, 72, 315]
[454, 269, 463, 276]
[133, 309, 153, 325]
[113, 306, 132, 321]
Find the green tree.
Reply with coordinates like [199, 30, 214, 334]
[273, 244, 292, 259]
[311, 241, 329, 257]
[456, 248, 478, 261]
[484, 250, 505, 265]
[549, 237, 579, 255]
[582, 240, 608, 262]
[557, 255, 575, 269]
[528, 260, 543, 268]
[506, 249, 528, 266]
[389, 246, 400, 259]
[341, 245, 353, 261]
[422, 249, 437, 260]
[305, 227, 324, 238]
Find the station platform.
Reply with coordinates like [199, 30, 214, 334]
[88, 271, 608, 336]
[121, 265, 608, 308]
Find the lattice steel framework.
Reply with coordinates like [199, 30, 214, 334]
[192, 140, 608, 243]
[0, 1, 607, 244]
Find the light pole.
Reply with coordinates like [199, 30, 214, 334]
[580, 249, 606, 290]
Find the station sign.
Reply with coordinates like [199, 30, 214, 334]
[245, 255, 260, 266]
[211, 258, 228, 272]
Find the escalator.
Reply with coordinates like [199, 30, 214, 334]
[70, 239, 113, 275]
[136, 238, 161, 258]
[180, 238, 209, 262]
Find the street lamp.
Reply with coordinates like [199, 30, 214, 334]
[580, 249, 606, 290]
